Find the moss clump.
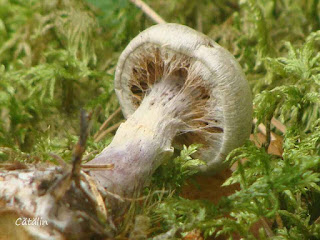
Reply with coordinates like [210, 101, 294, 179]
[0, 0, 319, 239]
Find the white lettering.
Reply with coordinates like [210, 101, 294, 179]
[22, 218, 27, 225]
[15, 217, 49, 226]
[15, 217, 22, 226]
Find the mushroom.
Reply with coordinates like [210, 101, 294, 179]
[88, 23, 252, 208]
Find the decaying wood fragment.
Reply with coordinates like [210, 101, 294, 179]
[0, 165, 113, 240]
[0, 111, 113, 240]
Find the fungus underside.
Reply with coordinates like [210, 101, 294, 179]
[128, 45, 224, 147]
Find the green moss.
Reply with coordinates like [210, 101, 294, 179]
[0, 0, 319, 239]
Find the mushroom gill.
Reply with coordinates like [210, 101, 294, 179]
[128, 44, 224, 148]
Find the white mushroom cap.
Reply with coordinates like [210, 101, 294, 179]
[114, 23, 252, 173]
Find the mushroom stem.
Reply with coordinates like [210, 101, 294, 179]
[88, 76, 200, 208]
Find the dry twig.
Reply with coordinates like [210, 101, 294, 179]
[81, 164, 114, 170]
[71, 110, 90, 186]
[94, 121, 124, 142]
[49, 152, 68, 168]
[47, 110, 91, 200]
[93, 107, 122, 139]
[129, 0, 166, 24]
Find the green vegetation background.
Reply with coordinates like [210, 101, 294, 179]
[0, 0, 319, 239]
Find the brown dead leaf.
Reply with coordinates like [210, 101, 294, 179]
[183, 229, 203, 240]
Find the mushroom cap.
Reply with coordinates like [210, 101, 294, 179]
[114, 23, 252, 173]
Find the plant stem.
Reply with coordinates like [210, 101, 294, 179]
[87, 78, 189, 209]
[129, 0, 166, 24]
